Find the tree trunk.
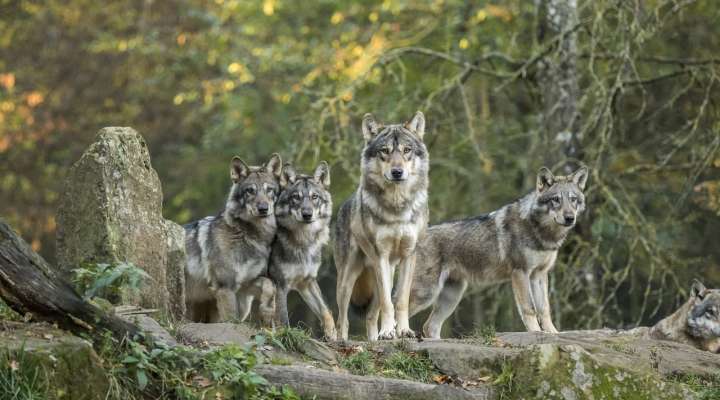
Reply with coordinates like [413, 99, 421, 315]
[0, 219, 139, 341]
[254, 365, 492, 400]
[537, 0, 582, 172]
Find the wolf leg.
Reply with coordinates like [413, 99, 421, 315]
[254, 277, 277, 327]
[374, 257, 396, 340]
[276, 284, 290, 326]
[299, 280, 337, 341]
[336, 251, 364, 341]
[423, 279, 467, 339]
[215, 288, 240, 322]
[394, 253, 417, 338]
[531, 270, 558, 333]
[365, 288, 380, 341]
[236, 292, 254, 322]
[511, 269, 542, 332]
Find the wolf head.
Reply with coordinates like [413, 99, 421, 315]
[360, 111, 429, 187]
[532, 166, 588, 228]
[224, 153, 282, 223]
[687, 280, 720, 341]
[276, 162, 332, 227]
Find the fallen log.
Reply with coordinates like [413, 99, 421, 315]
[254, 365, 493, 400]
[0, 219, 139, 341]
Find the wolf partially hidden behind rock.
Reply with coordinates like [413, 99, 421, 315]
[184, 154, 282, 323]
[648, 280, 720, 353]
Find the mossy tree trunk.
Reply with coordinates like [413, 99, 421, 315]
[0, 219, 140, 341]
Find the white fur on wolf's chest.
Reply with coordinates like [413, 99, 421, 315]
[521, 248, 558, 271]
[374, 223, 420, 261]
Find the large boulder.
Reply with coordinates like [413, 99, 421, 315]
[0, 322, 109, 400]
[56, 127, 185, 318]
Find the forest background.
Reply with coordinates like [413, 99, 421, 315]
[1, 0, 719, 336]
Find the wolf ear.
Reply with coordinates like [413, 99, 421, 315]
[230, 156, 250, 183]
[265, 153, 283, 179]
[691, 279, 707, 300]
[362, 113, 381, 142]
[570, 166, 589, 190]
[405, 111, 426, 140]
[280, 163, 296, 188]
[314, 161, 331, 188]
[536, 167, 555, 193]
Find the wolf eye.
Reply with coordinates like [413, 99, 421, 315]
[403, 147, 411, 154]
[311, 194, 319, 200]
[380, 148, 390, 155]
[245, 187, 256, 195]
[292, 193, 301, 201]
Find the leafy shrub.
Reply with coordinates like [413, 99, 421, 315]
[72, 262, 149, 301]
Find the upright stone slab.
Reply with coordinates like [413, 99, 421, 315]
[56, 127, 186, 318]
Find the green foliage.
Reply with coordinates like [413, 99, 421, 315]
[0, 298, 21, 322]
[380, 351, 436, 383]
[0, 348, 48, 400]
[340, 350, 376, 376]
[266, 327, 311, 354]
[469, 325, 497, 346]
[340, 347, 438, 383]
[672, 374, 720, 400]
[72, 262, 149, 301]
[493, 361, 516, 400]
[99, 332, 298, 400]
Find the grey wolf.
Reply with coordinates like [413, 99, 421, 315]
[335, 111, 429, 341]
[649, 280, 720, 352]
[184, 154, 282, 323]
[269, 162, 336, 340]
[408, 166, 588, 337]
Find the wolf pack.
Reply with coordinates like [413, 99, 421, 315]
[184, 111, 720, 353]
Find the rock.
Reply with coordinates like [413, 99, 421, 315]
[56, 127, 186, 319]
[0, 322, 109, 399]
[177, 322, 258, 346]
[496, 329, 720, 378]
[116, 307, 177, 347]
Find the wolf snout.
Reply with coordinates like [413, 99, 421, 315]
[301, 208, 314, 222]
[563, 215, 575, 226]
[257, 202, 270, 216]
[391, 167, 404, 180]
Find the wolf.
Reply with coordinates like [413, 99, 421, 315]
[648, 280, 720, 353]
[269, 162, 336, 339]
[335, 111, 429, 341]
[184, 154, 282, 323]
[407, 166, 588, 338]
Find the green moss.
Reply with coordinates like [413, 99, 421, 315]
[491, 345, 692, 400]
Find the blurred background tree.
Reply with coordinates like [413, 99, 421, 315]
[1, 0, 719, 336]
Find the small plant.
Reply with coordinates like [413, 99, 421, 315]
[493, 361, 516, 399]
[380, 351, 436, 383]
[267, 327, 311, 354]
[0, 348, 48, 400]
[0, 298, 21, 321]
[72, 262, 149, 301]
[671, 373, 720, 400]
[340, 350, 376, 375]
[470, 325, 497, 346]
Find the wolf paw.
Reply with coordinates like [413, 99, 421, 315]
[378, 328, 397, 340]
[396, 327, 417, 339]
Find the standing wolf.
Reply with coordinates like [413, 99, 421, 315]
[335, 111, 429, 341]
[184, 154, 282, 323]
[269, 162, 336, 340]
[408, 166, 588, 338]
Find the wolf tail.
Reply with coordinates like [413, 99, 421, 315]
[350, 268, 375, 314]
